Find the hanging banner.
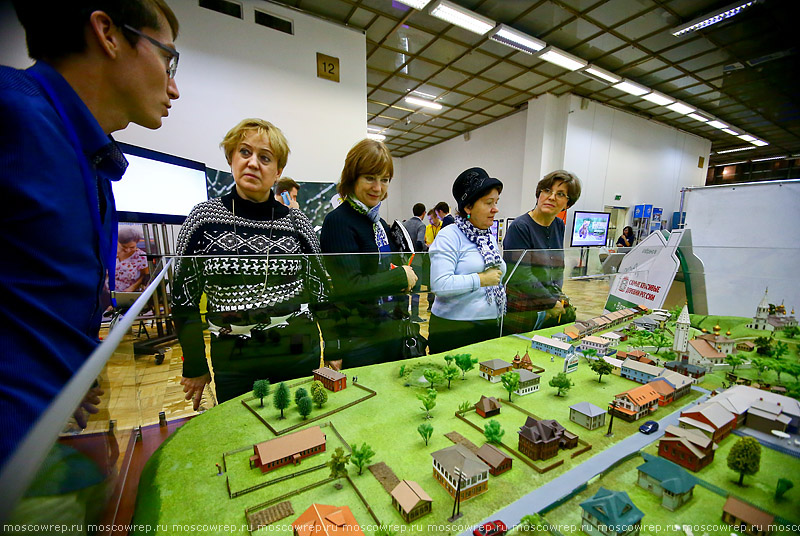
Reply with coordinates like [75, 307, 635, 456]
[604, 230, 684, 312]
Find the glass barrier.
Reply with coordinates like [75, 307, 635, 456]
[2, 242, 798, 532]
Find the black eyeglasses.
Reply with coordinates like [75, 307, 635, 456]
[123, 24, 179, 79]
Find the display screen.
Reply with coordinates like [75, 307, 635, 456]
[113, 143, 208, 224]
[570, 211, 611, 247]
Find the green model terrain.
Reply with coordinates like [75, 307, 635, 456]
[132, 316, 799, 536]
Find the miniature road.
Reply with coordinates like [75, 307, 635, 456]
[459, 385, 712, 535]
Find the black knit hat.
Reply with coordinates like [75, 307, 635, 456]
[452, 167, 503, 213]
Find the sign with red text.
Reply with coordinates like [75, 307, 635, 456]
[604, 230, 684, 312]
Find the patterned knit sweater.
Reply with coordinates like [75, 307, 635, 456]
[173, 191, 327, 377]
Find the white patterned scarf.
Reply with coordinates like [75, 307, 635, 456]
[454, 215, 506, 317]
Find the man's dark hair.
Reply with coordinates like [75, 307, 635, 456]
[13, 0, 179, 62]
[434, 201, 450, 214]
[275, 177, 300, 195]
[412, 203, 426, 217]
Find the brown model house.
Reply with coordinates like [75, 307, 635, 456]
[517, 416, 578, 461]
[292, 503, 365, 536]
[658, 425, 717, 472]
[313, 367, 347, 392]
[390, 480, 432, 522]
[476, 443, 512, 476]
[431, 444, 489, 501]
[679, 401, 736, 443]
[479, 359, 513, 383]
[475, 395, 502, 418]
[722, 496, 775, 536]
[250, 426, 326, 473]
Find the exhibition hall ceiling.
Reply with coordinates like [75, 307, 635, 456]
[266, 0, 799, 165]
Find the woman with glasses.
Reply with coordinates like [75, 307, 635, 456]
[502, 170, 582, 335]
[320, 139, 418, 368]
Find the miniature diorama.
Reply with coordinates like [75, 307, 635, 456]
[250, 425, 326, 473]
[390, 480, 433, 523]
[610, 384, 660, 422]
[479, 359, 513, 383]
[636, 454, 697, 511]
[569, 402, 606, 430]
[747, 288, 798, 332]
[513, 369, 540, 396]
[579, 487, 643, 536]
[431, 444, 490, 501]
[475, 444, 512, 476]
[313, 367, 347, 392]
[517, 416, 578, 461]
[658, 424, 717, 471]
[476, 396, 502, 418]
[721, 496, 774, 536]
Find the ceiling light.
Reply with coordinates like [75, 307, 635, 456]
[671, 0, 758, 37]
[538, 46, 587, 71]
[487, 24, 545, 54]
[737, 134, 756, 142]
[716, 161, 747, 166]
[687, 113, 710, 122]
[367, 125, 383, 132]
[580, 65, 621, 84]
[641, 91, 675, 106]
[366, 132, 386, 141]
[428, 0, 495, 35]
[716, 146, 755, 154]
[751, 155, 786, 162]
[751, 139, 769, 146]
[667, 102, 695, 115]
[612, 80, 650, 96]
[405, 96, 443, 110]
[708, 120, 728, 129]
[721, 128, 739, 135]
[410, 89, 439, 100]
[393, 0, 432, 9]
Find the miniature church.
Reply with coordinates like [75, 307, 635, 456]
[746, 288, 797, 332]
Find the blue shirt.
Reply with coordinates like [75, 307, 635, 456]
[0, 62, 126, 467]
[429, 224, 506, 321]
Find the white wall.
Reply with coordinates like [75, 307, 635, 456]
[0, 0, 366, 182]
[564, 95, 711, 221]
[388, 111, 528, 223]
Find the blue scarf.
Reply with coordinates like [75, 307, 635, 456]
[455, 215, 506, 317]
[347, 197, 391, 256]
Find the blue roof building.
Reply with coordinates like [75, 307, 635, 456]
[580, 487, 643, 536]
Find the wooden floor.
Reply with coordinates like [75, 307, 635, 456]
[87, 278, 611, 431]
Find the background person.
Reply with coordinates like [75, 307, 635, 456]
[173, 119, 328, 408]
[502, 170, 582, 335]
[115, 226, 149, 292]
[0, 0, 180, 467]
[320, 139, 417, 367]
[617, 225, 634, 247]
[424, 208, 441, 312]
[275, 176, 300, 209]
[428, 168, 505, 354]
[434, 201, 455, 228]
[403, 203, 427, 322]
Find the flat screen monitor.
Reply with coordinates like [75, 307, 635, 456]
[570, 211, 611, 247]
[113, 143, 208, 224]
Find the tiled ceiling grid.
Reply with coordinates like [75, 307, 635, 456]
[268, 0, 800, 163]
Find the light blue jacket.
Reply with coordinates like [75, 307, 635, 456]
[429, 224, 506, 321]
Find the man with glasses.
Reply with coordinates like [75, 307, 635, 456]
[0, 0, 180, 469]
[502, 170, 583, 335]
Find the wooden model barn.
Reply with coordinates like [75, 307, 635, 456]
[430, 444, 489, 501]
[390, 480, 432, 522]
[312, 367, 347, 392]
[475, 395, 502, 418]
[250, 426, 326, 473]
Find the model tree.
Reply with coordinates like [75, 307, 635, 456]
[769, 359, 788, 382]
[455, 353, 478, 379]
[349, 442, 375, 476]
[327, 446, 349, 479]
[582, 348, 598, 363]
[458, 400, 472, 414]
[297, 396, 312, 420]
[772, 340, 789, 360]
[786, 362, 800, 383]
[725, 355, 744, 374]
[311, 380, 328, 408]
[727, 436, 761, 486]
[418, 388, 437, 419]
[589, 359, 614, 383]
[549, 372, 573, 397]
[751, 357, 770, 378]
[484, 419, 504, 444]
[775, 478, 794, 499]
[444, 354, 455, 366]
[443, 364, 460, 389]
[755, 336, 772, 355]
[500, 371, 520, 402]
[784, 326, 800, 338]
[423, 369, 443, 389]
[253, 379, 270, 408]
[294, 387, 309, 407]
[417, 422, 433, 446]
[650, 329, 671, 354]
[273, 382, 291, 419]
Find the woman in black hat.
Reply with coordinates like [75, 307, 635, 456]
[428, 167, 506, 354]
